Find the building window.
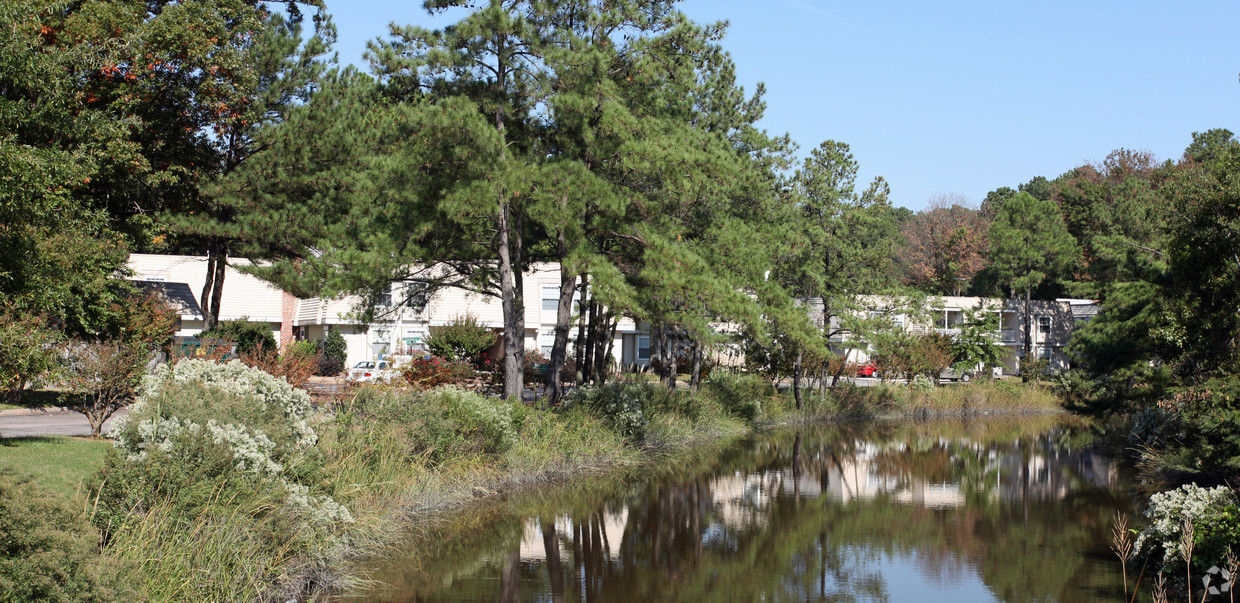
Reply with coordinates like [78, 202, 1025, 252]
[542, 286, 559, 312]
[371, 287, 392, 308]
[404, 282, 430, 311]
[1038, 316, 1051, 335]
[637, 336, 650, 361]
[1038, 346, 1052, 360]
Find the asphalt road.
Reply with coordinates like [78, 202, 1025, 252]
[0, 409, 126, 438]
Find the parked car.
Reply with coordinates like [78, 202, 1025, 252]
[940, 367, 973, 382]
[856, 363, 878, 377]
[347, 360, 398, 384]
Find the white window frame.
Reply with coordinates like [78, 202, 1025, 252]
[637, 335, 651, 361]
[1037, 315, 1051, 335]
[541, 286, 560, 313]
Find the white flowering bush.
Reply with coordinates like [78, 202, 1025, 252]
[1135, 484, 1238, 563]
[102, 359, 351, 531]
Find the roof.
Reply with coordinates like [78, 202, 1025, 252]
[133, 280, 203, 318]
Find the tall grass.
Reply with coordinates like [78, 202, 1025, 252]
[72, 372, 1065, 601]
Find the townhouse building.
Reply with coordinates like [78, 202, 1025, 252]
[128, 254, 639, 369]
[824, 295, 1096, 375]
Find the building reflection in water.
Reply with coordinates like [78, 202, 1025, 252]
[369, 418, 1133, 602]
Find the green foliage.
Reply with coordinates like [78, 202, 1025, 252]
[202, 318, 277, 356]
[567, 382, 655, 441]
[424, 314, 495, 365]
[703, 372, 774, 423]
[0, 309, 63, 405]
[950, 306, 1005, 374]
[0, 475, 137, 603]
[318, 327, 347, 376]
[873, 332, 954, 383]
[988, 192, 1078, 299]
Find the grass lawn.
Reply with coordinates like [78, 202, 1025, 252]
[0, 436, 111, 499]
[0, 389, 68, 412]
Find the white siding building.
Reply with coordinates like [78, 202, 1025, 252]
[128, 254, 636, 369]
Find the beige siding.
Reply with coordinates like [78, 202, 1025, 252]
[128, 254, 284, 323]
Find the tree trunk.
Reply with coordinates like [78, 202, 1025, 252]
[793, 348, 804, 410]
[592, 311, 609, 386]
[583, 300, 598, 384]
[598, 316, 617, 387]
[689, 339, 703, 390]
[497, 200, 525, 401]
[574, 275, 588, 385]
[206, 242, 227, 331]
[650, 323, 663, 382]
[200, 240, 217, 328]
[665, 328, 678, 391]
[546, 270, 578, 405]
[1023, 287, 1032, 361]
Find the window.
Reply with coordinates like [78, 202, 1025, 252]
[542, 286, 560, 312]
[1038, 316, 1051, 335]
[1038, 346, 1052, 360]
[637, 336, 650, 361]
[371, 287, 392, 308]
[404, 282, 430, 311]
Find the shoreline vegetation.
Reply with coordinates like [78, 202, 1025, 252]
[0, 363, 1066, 602]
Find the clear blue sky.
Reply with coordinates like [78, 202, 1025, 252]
[327, 0, 1240, 211]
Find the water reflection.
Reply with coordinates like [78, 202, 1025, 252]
[360, 416, 1133, 602]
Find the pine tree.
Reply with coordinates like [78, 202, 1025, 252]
[987, 192, 1077, 360]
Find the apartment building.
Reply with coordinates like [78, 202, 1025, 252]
[128, 254, 638, 369]
[824, 295, 1094, 375]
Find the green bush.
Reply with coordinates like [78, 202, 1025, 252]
[202, 318, 277, 356]
[319, 327, 347, 376]
[567, 382, 653, 440]
[0, 475, 137, 603]
[424, 314, 495, 366]
[416, 387, 517, 460]
[703, 372, 773, 422]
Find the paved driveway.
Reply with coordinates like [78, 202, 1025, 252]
[0, 409, 126, 438]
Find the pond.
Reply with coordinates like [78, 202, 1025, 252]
[353, 415, 1136, 602]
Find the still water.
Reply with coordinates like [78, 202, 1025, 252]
[359, 415, 1135, 602]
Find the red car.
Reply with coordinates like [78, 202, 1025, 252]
[856, 363, 878, 377]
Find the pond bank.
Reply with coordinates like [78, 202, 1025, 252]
[349, 412, 1124, 602]
[311, 379, 1068, 600]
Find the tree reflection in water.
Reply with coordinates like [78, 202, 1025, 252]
[361, 416, 1134, 602]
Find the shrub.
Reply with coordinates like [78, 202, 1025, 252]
[874, 332, 954, 382]
[404, 356, 476, 390]
[0, 475, 137, 602]
[0, 309, 63, 406]
[567, 382, 652, 440]
[318, 327, 347, 376]
[704, 372, 773, 422]
[241, 341, 320, 389]
[202, 318, 277, 356]
[63, 341, 147, 437]
[418, 387, 517, 458]
[423, 314, 495, 366]
[101, 360, 348, 529]
[1135, 484, 1239, 567]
